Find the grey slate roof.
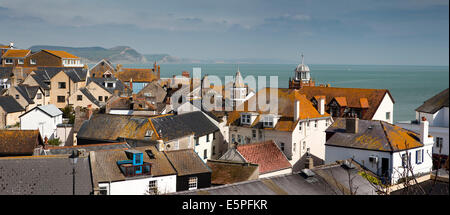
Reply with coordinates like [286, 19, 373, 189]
[0, 155, 93, 195]
[36, 104, 63, 117]
[0, 96, 25, 113]
[80, 88, 102, 107]
[31, 67, 87, 89]
[174, 160, 379, 195]
[151, 111, 219, 141]
[87, 77, 127, 94]
[164, 149, 211, 176]
[47, 142, 130, 155]
[173, 173, 339, 195]
[416, 88, 449, 114]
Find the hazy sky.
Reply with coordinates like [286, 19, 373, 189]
[0, 0, 448, 65]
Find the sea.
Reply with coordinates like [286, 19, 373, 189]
[121, 63, 449, 122]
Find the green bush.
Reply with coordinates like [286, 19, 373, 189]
[48, 138, 62, 146]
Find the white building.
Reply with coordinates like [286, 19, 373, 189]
[325, 118, 434, 185]
[90, 146, 177, 195]
[396, 88, 449, 166]
[19, 104, 63, 140]
[227, 88, 332, 171]
[220, 140, 292, 178]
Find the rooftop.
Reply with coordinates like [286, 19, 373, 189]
[236, 140, 292, 174]
[298, 86, 394, 120]
[0, 130, 43, 156]
[326, 118, 423, 152]
[207, 160, 259, 185]
[164, 149, 211, 176]
[415, 88, 449, 114]
[0, 155, 93, 195]
[2, 49, 30, 58]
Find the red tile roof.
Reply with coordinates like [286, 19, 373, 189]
[298, 86, 394, 120]
[43, 50, 79, 59]
[236, 140, 292, 174]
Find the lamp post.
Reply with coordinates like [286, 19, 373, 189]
[70, 150, 78, 195]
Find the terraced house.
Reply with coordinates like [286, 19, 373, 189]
[21, 67, 87, 108]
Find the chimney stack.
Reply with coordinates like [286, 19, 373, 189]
[318, 96, 325, 115]
[305, 154, 314, 169]
[294, 100, 300, 121]
[420, 117, 430, 144]
[9, 42, 14, 49]
[43, 137, 48, 149]
[87, 104, 93, 119]
[346, 117, 358, 133]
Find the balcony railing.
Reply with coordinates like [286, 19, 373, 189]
[119, 163, 152, 177]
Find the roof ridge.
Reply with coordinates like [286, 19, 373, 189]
[380, 121, 395, 151]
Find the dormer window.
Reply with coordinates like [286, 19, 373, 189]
[241, 114, 251, 125]
[18, 59, 24, 64]
[263, 116, 274, 127]
[30, 59, 36, 65]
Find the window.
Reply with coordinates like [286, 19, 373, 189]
[325, 119, 329, 127]
[213, 132, 216, 140]
[107, 82, 114, 88]
[386, 112, 391, 120]
[280, 142, 285, 152]
[416, 149, 424, 164]
[237, 135, 242, 143]
[188, 177, 198, 190]
[99, 186, 108, 195]
[241, 114, 251, 124]
[314, 120, 318, 128]
[402, 153, 411, 168]
[45, 90, 50, 97]
[299, 122, 302, 131]
[303, 141, 306, 150]
[5, 59, 13, 64]
[258, 130, 262, 139]
[252, 130, 257, 138]
[18, 59, 24, 64]
[58, 82, 66, 89]
[36, 93, 42, 99]
[30, 59, 36, 65]
[206, 134, 210, 142]
[436, 137, 443, 149]
[203, 149, 207, 159]
[105, 96, 108, 101]
[263, 116, 273, 127]
[148, 180, 157, 194]
[15, 94, 19, 99]
[98, 96, 103, 101]
[307, 121, 310, 127]
[293, 142, 296, 152]
[77, 95, 82, 101]
[57, 96, 65, 103]
[212, 146, 216, 155]
[195, 138, 199, 146]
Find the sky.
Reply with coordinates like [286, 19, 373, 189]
[0, 0, 448, 65]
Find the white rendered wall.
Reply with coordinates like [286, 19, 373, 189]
[259, 168, 292, 178]
[194, 133, 217, 162]
[391, 145, 433, 184]
[103, 174, 177, 195]
[20, 109, 62, 139]
[372, 93, 394, 123]
[325, 145, 433, 184]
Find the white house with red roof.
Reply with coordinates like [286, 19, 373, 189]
[219, 140, 292, 178]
